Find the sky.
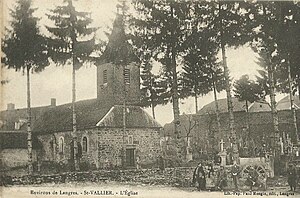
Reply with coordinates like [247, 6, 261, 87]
[0, 0, 284, 126]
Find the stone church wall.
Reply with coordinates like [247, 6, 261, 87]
[37, 127, 161, 170]
[97, 127, 161, 169]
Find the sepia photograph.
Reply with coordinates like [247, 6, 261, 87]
[0, 0, 300, 197]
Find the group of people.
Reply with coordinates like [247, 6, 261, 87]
[192, 161, 271, 191]
[192, 161, 241, 191]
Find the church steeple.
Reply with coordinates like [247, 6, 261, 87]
[96, 2, 140, 106]
[100, 1, 137, 65]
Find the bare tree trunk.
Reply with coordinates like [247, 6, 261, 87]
[212, 80, 221, 153]
[170, 5, 182, 159]
[298, 77, 300, 100]
[268, 62, 281, 175]
[219, 3, 239, 164]
[151, 102, 156, 120]
[287, 60, 298, 144]
[122, 65, 127, 168]
[194, 94, 198, 114]
[72, 56, 79, 171]
[213, 80, 221, 135]
[27, 66, 33, 174]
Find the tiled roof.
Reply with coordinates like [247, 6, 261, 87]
[197, 98, 248, 115]
[0, 106, 49, 131]
[277, 95, 300, 111]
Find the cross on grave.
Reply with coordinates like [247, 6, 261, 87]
[199, 148, 204, 155]
[219, 139, 225, 152]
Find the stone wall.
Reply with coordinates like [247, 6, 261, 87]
[37, 127, 161, 170]
[97, 127, 161, 169]
[0, 149, 37, 168]
[1, 166, 277, 190]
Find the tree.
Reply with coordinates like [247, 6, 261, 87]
[182, 114, 196, 160]
[46, 0, 97, 171]
[195, 1, 255, 163]
[132, 0, 191, 159]
[1, 0, 49, 174]
[182, 28, 219, 113]
[140, 60, 169, 119]
[251, 2, 300, 173]
[234, 74, 264, 112]
[234, 74, 264, 156]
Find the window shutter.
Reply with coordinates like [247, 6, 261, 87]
[103, 70, 107, 84]
[124, 69, 130, 84]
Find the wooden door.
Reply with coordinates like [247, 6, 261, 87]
[126, 148, 135, 167]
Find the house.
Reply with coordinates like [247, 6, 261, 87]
[0, 13, 162, 171]
[277, 95, 300, 111]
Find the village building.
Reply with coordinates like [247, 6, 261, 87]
[0, 14, 162, 172]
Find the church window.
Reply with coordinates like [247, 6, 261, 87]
[124, 69, 130, 84]
[59, 137, 64, 154]
[128, 135, 133, 145]
[103, 70, 107, 84]
[82, 136, 88, 153]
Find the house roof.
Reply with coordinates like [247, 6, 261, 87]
[197, 98, 248, 115]
[0, 105, 49, 131]
[248, 100, 271, 112]
[277, 95, 300, 111]
[197, 98, 271, 115]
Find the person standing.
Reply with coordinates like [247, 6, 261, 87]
[246, 166, 258, 191]
[231, 161, 240, 190]
[216, 166, 227, 191]
[287, 163, 297, 191]
[193, 163, 206, 191]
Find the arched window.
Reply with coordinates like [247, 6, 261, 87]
[82, 136, 88, 153]
[59, 136, 64, 154]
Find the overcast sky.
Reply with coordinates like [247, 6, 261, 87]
[1, 0, 279, 126]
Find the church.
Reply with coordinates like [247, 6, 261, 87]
[0, 14, 162, 171]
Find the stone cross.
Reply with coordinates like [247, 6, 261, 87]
[199, 148, 204, 155]
[220, 139, 225, 152]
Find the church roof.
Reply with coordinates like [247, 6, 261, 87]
[31, 99, 161, 134]
[96, 105, 161, 128]
[32, 99, 111, 133]
[277, 95, 300, 111]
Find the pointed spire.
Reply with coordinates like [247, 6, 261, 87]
[100, 1, 137, 65]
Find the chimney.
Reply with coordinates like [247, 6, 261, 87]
[50, 98, 56, 107]
[7, 103, 15, 111]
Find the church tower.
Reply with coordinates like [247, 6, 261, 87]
[97, 10, 140, 106]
